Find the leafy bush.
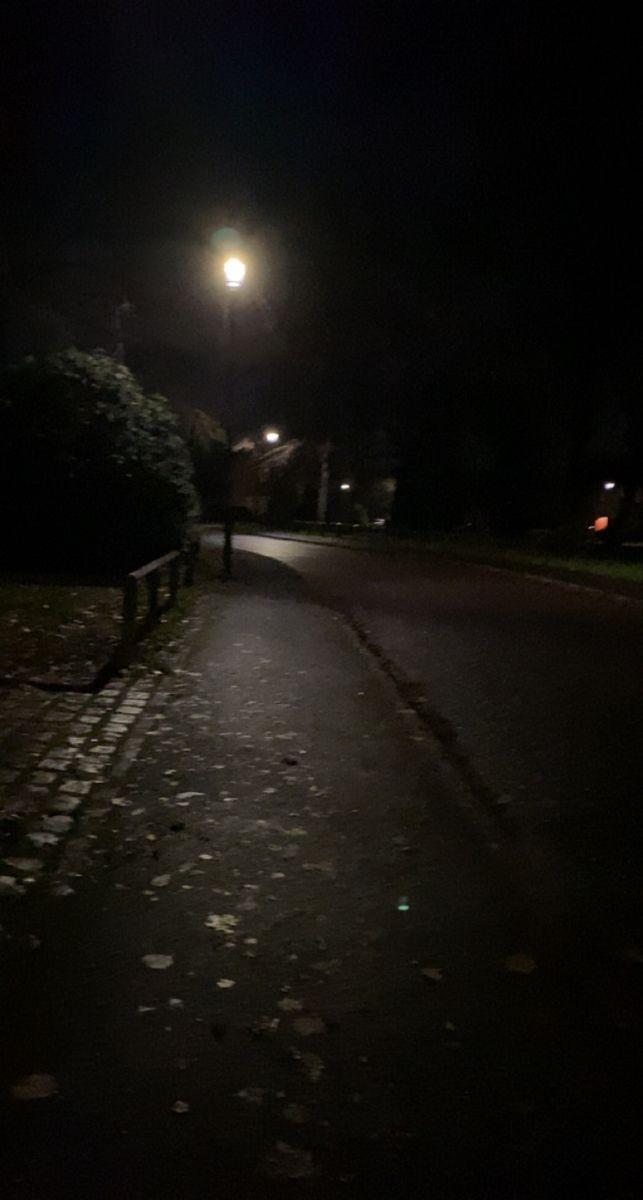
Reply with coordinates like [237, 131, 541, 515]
[0, 349, 196, 573]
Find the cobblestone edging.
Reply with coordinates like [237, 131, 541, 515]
[0, 595, 212, 898]
[0, 674, 161, 896]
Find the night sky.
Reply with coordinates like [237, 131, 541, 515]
[3, 1, 641, 448]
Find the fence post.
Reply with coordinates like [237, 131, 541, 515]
[184, 541, 198, 586]
[146, 569, 159, 624]
[169, 556, 180, 607]
[122, 576, 138, 642]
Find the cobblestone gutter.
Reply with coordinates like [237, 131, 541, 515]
[0, 675, 164, 893]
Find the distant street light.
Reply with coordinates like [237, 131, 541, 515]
[340, 482, 351, 491]
[223, 256, 247, 289]
[264, 429, 280, 445]
[603, 480, 616, 491]
[221, 254, 247, 577]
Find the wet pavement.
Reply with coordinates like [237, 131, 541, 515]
[1, 552, 642, 1198]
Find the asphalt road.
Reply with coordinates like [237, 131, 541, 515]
[222, 535, 643, 945]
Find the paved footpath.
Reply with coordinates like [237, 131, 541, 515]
[0, 551, 641, 1198]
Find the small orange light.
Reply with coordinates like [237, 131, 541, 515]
[594, 515, 609, 532]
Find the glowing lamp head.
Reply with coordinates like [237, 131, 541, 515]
[264, 430, 280, 445]
[603, 480, 616, 491]
[340, 482, 351, 491]
[223, 256, 246, 288]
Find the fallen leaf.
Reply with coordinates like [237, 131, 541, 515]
[278, 998, 303, 1012]
[237, 1087, 265, 1105]
[312, 959, 341, 975]
[171, 1100, 190, 1114]
[3, 858, 43, 873]
[301, 1052, 324, 1082]
[11, 1073, 58, 1101]
[151, 874, 171, 888]
[505, 953, 537, 975]
[141, 954, 174, 970]
[421, 966, 443, 983]
[27, 832, 59, 847]
[0, 875, 26, 896]
[51, 883, 75, 897]
[283, 1103, 310, 1124]
[293, 1016, 326, 1037]
[168, 998, 184, 1009]
[205, 914, 239, 934]
[264, 1142, 315, 1179]
[216, 978, 236, 989]
[137, 1005, 156, 1014]
[250, 1016, 280, 1037]
[177, 792, 204, 800]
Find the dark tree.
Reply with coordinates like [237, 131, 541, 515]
[0, 349, 196, 573]
[183, 408, 228, 521]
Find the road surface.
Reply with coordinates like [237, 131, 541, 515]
[218, 534, 643, 944]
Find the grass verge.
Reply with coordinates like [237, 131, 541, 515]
[0, 578, 122, 688]
[416, 538, 643, 587]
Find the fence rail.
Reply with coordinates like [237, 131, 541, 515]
[121, 542, 198, 642]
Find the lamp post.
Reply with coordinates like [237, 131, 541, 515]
[317, 441, 332, 523]
[221, 255, 247, 578]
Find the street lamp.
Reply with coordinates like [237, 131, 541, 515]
[340, 482, 351, 491]
[264, 429, 280, 445]
[221, 255, 247, 578]
[223, 256, 247, 289]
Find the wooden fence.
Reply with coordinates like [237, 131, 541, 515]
[121, 542, 198, 643]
